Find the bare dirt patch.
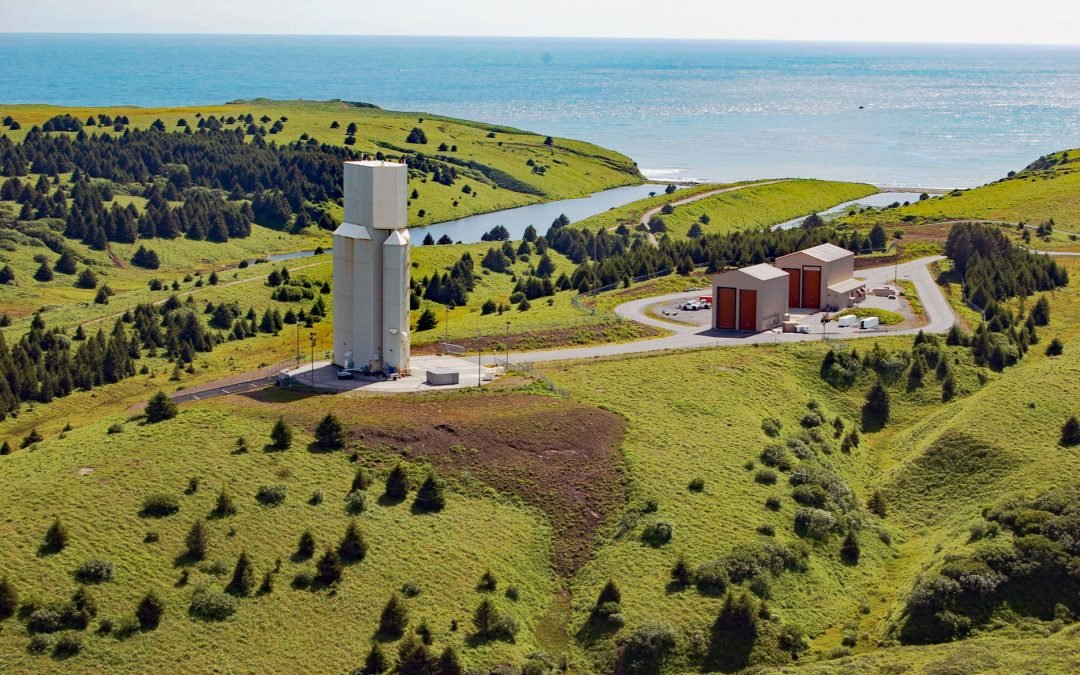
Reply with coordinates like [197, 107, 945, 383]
[236, 390, 626, 575]
[413, 322, 662, 356]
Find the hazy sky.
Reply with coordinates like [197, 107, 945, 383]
[3, 0, 1079, 45]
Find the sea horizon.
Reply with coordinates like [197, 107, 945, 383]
[3, 33, 1080, 188]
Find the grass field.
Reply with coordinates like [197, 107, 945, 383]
[839, 148, 1080, 251]
[571, 179, 877, 238]
[531, 256, 1080, 672]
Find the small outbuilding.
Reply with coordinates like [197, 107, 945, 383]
[712, 263, 789, 332]
[775, 243, 861, 310]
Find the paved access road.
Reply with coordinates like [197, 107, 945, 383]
[490, 255, 954, 365]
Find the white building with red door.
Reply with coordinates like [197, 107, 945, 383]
[775, 243, 864, 311]
[711, 263, 789, 332]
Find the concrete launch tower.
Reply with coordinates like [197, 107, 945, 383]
[332, 161, 411, 374]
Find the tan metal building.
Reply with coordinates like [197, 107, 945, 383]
[774, 243, 863, 310]
[712, 263, 789, 332]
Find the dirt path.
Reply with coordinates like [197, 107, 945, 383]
[634, 180, 790, 246]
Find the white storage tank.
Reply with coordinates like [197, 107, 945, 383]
[859, 316, 880, 329]
[837, 315, 858, 328]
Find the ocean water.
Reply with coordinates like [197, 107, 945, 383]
[2, 34, 1080, 187]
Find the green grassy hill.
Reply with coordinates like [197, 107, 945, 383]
[0, 99, 643, 227]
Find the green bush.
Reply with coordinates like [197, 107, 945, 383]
[641, 521, 673, 546]
[144, 390, 177, 423]
[52, 632, 82, 657]
[345, 489, 367, 514]
[761, 417, 782, 437]
[74, 559, 115, 583]
[136, 590, 164, 630]
[188, 586, 236, 621]
[621, 621, 677, 674]
[141, 493, 180, 517]
[754, 469, 777, 485]
[0, 576, 17, 620]
[255, 485, 286, 506]
[688, 477, 705, 492]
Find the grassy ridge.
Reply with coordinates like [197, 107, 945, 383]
[571, 179, 877, 237]
[0, 397, 559, 673]
[0, 99, 643, 226]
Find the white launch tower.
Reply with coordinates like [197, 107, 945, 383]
[332, 161, 410, 375]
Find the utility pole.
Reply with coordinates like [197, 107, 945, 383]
[476, 329, 482, 388]
[505, 321, 510, 370]
[295, 322, 300, 369]
[309, 332, 316, 383]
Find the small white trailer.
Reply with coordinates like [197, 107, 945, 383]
[859, 316, 880, 329]
[837, 315, 858, 328]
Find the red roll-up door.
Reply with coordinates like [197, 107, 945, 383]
[783, 268, 801, 307]
[802, 267, 821, 309]
[715, 287, 736, 329]
[738, 289, 757, 331]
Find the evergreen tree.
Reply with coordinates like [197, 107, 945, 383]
[840, 530, 861, 565]
[34, 260, 53, 282]
[416, 308, 438, 331]
[296, 530, 316, 560]
[0, 440, 10, 455]
[378, 593, 409, 638]
[350, 467, 371, 492]
[670, 556, 692, 586]
[0, 264, 14, 284]
[145, 390, 177, 422]
[75, 267, 98, 289]
[397, 635, 435, 675]
[213, 490, 237, 518]
[315, 412, 345, 448]
[226, 551, 255, 596]
[315, 548, 343, 585]
[413, 473, 446, 512]
[1062, 416, 1080, 447]
[337, 520, 367, 562]
[867, 490, 887, 518]
[43, 515, 68, 553]
[0, 576, 17, 620]
[422, 233, 434, 246]
[362, 643, 389, 674]
[136, 590, 164, 630]
[472, 598, 501, 636]
[55, 249, 78, 275]
[861, 379, 890, 430]
[437, 646, 464, 675]
[384, 464, 409, 502]
[185, 520, 209, 560]
[596, 579, 621, 607]
[270, 416, 293, 449]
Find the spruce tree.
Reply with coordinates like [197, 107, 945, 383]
[397, 635, 435, 675]
[0, 264, 14, 284]
[269, 416, 292, 449]
[185, 520, 209, 560]
[0, 440, 10, 456]
[315, 548, 343, 585]
[43, 515, 68, 553]
[213, 490, 237, 518]
[34, 260, 53, 282]
[867, 490, 887, 518]
[337, 520, 367, 562]
[136, 590, 164, 630]
[297, 530, 316, 560]
[472, 598, 498, 636]
[226, 551, 255, 596]
[861, 379, 890, 430]
[416, 308, 438, 331]
[0, 576, 17, 620]
[384, 464, 409, 502]
[1061, 416, 1080, 447]
[350, 467, 371, 492]
[315, 412, 345, 448]
[437, 646, 464, 675]
[413, 473, 446, 512]
[363, 643, 389, 674]
[378, 593, 409, 638]
[55, 250, 78, 275]
[670, 556, 692, 586]
[840, 530, 861, 565]
[145, 390, 177, 423]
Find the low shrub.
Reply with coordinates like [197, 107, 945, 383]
[765, 496, 782, 511]
[641, 520, 673, 545]
[345, 489, 366, 514]
[53, 633, 82, 657]
[754, 469, 777, 485]
[761, 417, 782, 437]
[188, 586, 237, 621]
[74, 560, 115, 583]
[621, 621, 677, 673]
[255, 485, 286, 506]
[27, 633, 52, 654]
[688, 477, 705, 492]
[140, 493, 180, 517]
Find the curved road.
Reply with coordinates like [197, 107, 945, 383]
[491, 255, 954, 365]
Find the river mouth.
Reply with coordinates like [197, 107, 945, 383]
[771, 191, 935, 230]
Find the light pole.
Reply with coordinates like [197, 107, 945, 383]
[476, 329, 482, 388]
[295, 322, 301, 369]
[309, 332, 316, 383]
[505, 321, 510, 369]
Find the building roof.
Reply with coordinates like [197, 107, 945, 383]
[714, 263, 788, 283]
[828, 278, 867, 293]
[333, 222, 370, 240]
[789, 242, 853, 262]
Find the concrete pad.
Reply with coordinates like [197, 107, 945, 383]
[280, 355, 497, 394]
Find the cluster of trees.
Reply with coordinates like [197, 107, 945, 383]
[945, 222, 1068, 307]
[898, 483, 1079, 644]
[416, 252, 475, 307]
